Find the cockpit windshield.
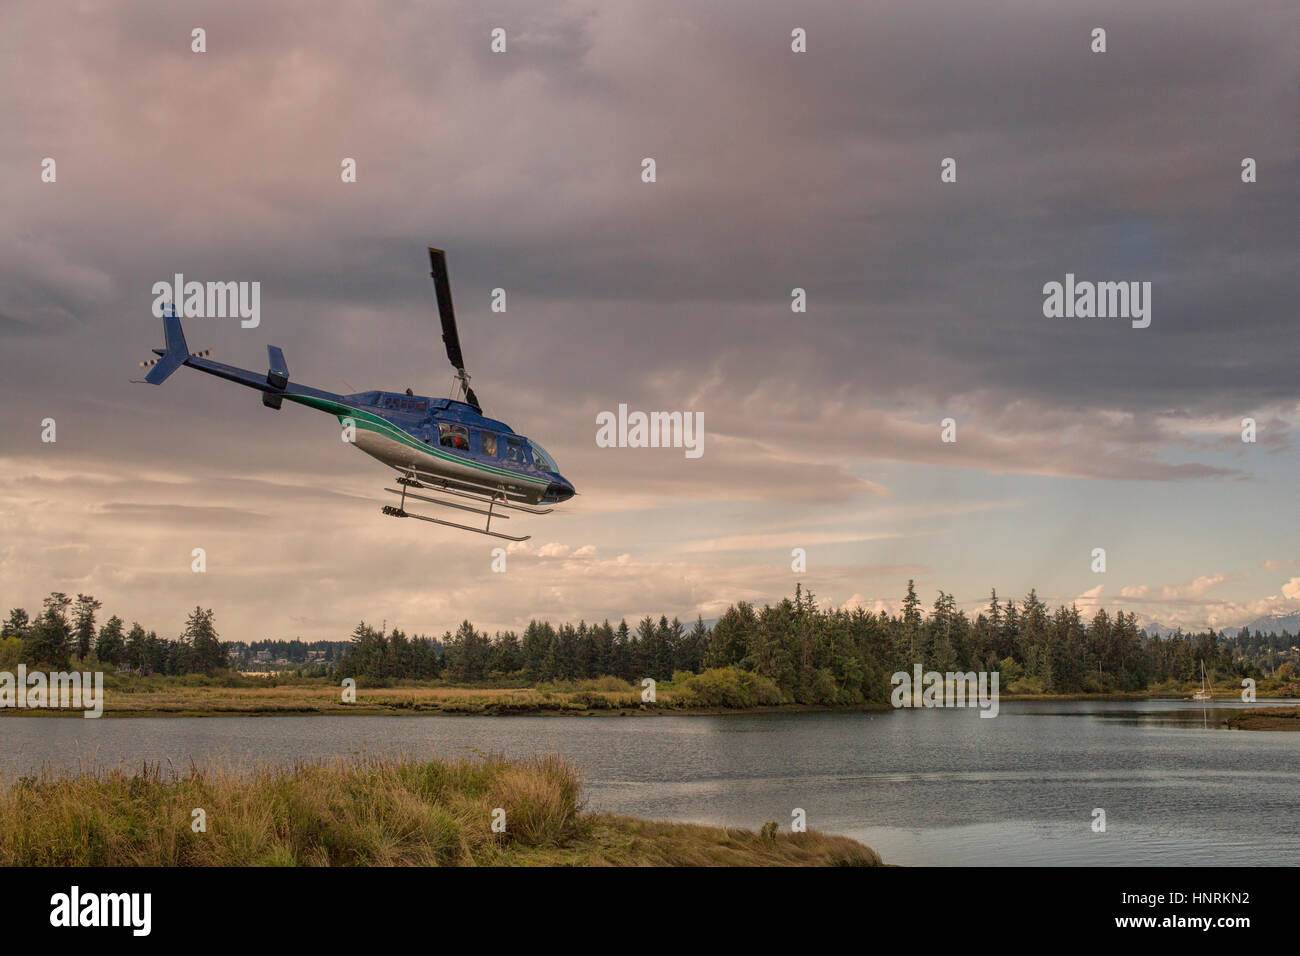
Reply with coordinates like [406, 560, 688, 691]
[527, 439, 558, 473]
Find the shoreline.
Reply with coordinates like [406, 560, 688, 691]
[0, 700, 893, 719]
[4, 692, 1298, 721]
[1220, 707, 1300, 731]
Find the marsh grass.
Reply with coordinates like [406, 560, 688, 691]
[39, 681, 655, 716]
[0, 753, 879, 867]
[10, 667, 808, 717]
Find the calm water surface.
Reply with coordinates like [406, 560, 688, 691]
[3, 698, 1297, 865]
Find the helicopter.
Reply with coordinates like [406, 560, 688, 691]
[139, 247, 575, 542]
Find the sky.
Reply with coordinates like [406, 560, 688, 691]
[1, 0, 1298, 644]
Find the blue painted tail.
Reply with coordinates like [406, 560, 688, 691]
[144, 305, 189, 385]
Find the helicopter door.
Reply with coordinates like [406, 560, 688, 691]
[503, 436, 527, 467]
[438, 423, 470, 452]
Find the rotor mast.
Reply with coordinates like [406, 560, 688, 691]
[452, 367, 473, 405]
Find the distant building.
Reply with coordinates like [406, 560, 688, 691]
[256, 650, 272, 662]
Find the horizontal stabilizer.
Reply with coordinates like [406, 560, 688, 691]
[266, 345, 289, 390]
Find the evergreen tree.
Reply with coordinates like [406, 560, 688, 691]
[521, 621, 553, 681]
[493, 630, 523, 674]
[25, 592, 72, 668]
[704, 602, 755, 669]
[389, 628, 413, 675]
[445, 620, 491, 681]
[2, 608, 29, 640]
[125, 622, 148, 671]
[682, 616, 709, 673]
[144, 630, 168, 675]
[612, 619, 632, 679]
[630, 617, 657, 680]
[901, 580, 922, 662]
[95, 615, 126, 665]
[183, 607, 225, 672]
[71, 594, 102, 659]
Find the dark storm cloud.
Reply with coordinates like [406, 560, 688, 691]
[2, 0, 1295, 432]
[1, 0, 1297, 638]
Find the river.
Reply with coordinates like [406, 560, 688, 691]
[3, 698, 1297, 865]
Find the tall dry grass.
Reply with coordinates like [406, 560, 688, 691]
[0, 753, 880, 866]
[0, 753, 581, 866]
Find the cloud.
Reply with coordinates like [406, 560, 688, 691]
[841, 594, 896, 616]
[1074, 584, 1105, 609]
[0, 0, 1297, 640]
[1159, 574, 1227, 600]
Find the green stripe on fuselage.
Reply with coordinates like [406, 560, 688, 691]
[286, 394, 548, 486]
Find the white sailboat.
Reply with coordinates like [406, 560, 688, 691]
[1192, 659, 1213, 701]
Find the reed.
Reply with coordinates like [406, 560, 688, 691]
[0, 753, 880, 867]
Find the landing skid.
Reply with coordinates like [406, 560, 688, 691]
[379, 469, 534, 541]
[381, 505, 529, 541]
[395, 475, 554, 515]
[396, 467, 554, 512]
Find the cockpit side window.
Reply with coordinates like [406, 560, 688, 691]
[438, 424, 470, 450]
[503, 436, 526, 465]
[527, 440, 558, 473]
[480, 431, 498, 457]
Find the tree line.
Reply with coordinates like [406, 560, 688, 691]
[232, 639, 350, 663]
[1, 592, 225, 674]
[336, 582, 1296, 703]
[333, 615, 712, 684]
[4, 584, 1296, 701]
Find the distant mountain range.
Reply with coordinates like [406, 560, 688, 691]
[1239, 612, 1300, 636]
[1143, 612, 1300, 639]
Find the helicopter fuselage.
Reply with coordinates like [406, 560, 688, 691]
[288, 389, 574, 506]
[159, 346, 573, 506]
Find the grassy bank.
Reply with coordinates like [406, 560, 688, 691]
[1222, 707, 1300, 730]
[5, 669, 1293, 718]
[0, 754, 880, 866]
[0, 669, 890, 717]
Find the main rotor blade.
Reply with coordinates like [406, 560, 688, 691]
[428, 247, 481, 412]
[429, 247, 466, 372]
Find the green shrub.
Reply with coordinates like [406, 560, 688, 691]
[677, 668, 783, 708]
